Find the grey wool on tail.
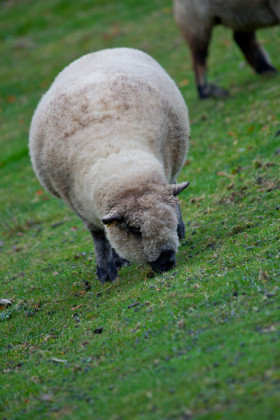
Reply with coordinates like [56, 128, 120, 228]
[29, 48, 190, 283]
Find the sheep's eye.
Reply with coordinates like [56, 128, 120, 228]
[128, 225, 142, 238]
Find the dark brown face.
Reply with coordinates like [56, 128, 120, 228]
[102, 181, 189, 265]
[103, 211, 179, 265]
[102, 198, 179, 264]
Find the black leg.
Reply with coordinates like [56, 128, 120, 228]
[90, 229, 118, 283]
[112, 248, 129, 269]
[191, 40, 228, 99]
[177, 203, 185, 240]
[233, 31, 276, 74]
[191, 42, 209, 98]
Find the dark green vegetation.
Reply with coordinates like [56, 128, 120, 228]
[1, 0, 280, 419]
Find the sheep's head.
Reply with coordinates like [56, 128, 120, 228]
[102, 182, 189, 272]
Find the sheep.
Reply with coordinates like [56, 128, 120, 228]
[29, 48, 190, 283]
[173, 0, 280, 98]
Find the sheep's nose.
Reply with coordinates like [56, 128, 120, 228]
[149, 249, 176, 273]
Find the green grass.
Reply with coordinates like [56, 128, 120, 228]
[1, 1, 280, 419]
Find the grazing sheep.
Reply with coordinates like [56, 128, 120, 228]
[173, 0, 280, 98]
[29, 48, 190, 283]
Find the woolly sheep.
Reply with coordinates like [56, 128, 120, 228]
[29, 48, 190, 283]
[173, 0, 280, 98]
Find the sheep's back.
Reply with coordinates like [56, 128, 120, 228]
[29, 48, 189, 201]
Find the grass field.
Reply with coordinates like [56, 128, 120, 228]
[1, 1, 280, 419]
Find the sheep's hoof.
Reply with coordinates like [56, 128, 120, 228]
[257, 64, 277, 75]
[198, 83, 229, 99]
[96, 263, 117, 283]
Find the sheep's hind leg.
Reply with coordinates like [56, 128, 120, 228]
[233, 31, 276, 74]
[90, 229, 117, 283]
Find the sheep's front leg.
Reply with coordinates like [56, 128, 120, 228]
[90, 229, 118, 283]
[190, 40, 228, 99]
[233, 31, 276, 75]
[112, 249, 129, 269]
[177, 203, 185, 240]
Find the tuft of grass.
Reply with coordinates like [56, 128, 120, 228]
[1, 1, 280, 419]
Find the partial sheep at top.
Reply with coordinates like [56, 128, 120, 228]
[174, 0, 280, 98]
[29, 48, 190, 283]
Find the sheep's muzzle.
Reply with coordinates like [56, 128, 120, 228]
[149, 249, 176, 273]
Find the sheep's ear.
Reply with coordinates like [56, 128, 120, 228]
[171, 182, 190, 196]
[102, 213, 124, 227]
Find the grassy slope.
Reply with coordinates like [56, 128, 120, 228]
[1, 0, 280, 419]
